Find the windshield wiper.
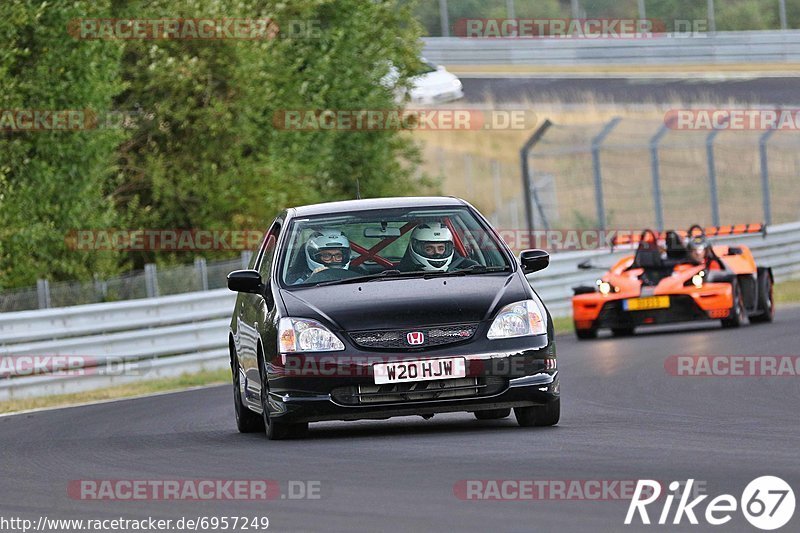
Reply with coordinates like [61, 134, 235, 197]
[311, 265, 510, 287]
[312, 270, 425, 287]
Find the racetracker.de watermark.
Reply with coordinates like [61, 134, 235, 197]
[67, 18, 291, 40]
[665, 109, 800, 130]
[0, 355, 149, 378]
[453, 480, 664, 501]
[453, 18, 665, 38]
[665, 355, 800, 377]
[0, 109, 149, 132]
[273, 109, 537, 131]
[67, 480, 321, 500]
[66, 229, 264, 252]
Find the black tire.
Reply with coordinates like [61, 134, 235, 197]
[259, 353, 308, 440]
[721, 280, 747, 328]
[575, 328, 597, 340]
[474, 408, 511, 420]
[611, 327, 635, 337]
[514, 398, 560, 427]
[232, 353, 264, 433]
[750, 270, 775, 324]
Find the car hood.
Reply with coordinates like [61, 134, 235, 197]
[280, 273, 528, 331]
[412, 69, 458, 90]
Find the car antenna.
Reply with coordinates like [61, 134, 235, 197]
[355, 178, 361, 200]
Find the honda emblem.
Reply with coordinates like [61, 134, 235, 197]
[406, 331, 425, 345]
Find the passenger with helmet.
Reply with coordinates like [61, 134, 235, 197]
[290, 228, 353, 283]
[398, 222, 478, 272]
[687, 234, 710, 265]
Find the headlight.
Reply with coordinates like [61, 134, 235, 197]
[278, 318, 344, 353]
[596, 279, 613, 295]
[687, 270, 705, 288]
[487, 300, 547, 339]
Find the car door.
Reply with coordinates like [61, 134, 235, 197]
[241, 220, 282, 400]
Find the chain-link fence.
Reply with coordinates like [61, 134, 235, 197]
[436, 117, 800, 236]
[0, 255, 249, 313]
[524, 117, 800, 231]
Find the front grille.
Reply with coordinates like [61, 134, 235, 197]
[331, 376, 507, 406]
[349, 323, 478, 350]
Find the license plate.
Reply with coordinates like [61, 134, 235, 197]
[624, 296, 670, 311]
[373, 357, 466, 385]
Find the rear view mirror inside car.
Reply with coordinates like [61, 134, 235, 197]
[364, 227, 402, 238]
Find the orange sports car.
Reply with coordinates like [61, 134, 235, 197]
[571, 225, 774, 339]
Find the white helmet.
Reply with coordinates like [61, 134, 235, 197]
[305, 228, 351, 271]
[410, 222, 454, 271]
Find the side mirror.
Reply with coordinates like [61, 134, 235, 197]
[227, 269, 263, 294]
[520, 249, 549, 274]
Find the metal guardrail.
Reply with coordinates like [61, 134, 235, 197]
[422, 31, 800, 66]
[1, 221, 798, 400]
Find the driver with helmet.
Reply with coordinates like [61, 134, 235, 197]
[291, 228, 352, 283]
[399, 222, 477, 272]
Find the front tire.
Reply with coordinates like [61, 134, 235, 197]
[721, 280, 747, 328]
[515, 398, 560, 427]
[474, 408, 511, 420]
[750, 270, 774, 324]
[259, 353, 308, 440]
[575, 327, 597, 340]
[232, 355, 264, 433]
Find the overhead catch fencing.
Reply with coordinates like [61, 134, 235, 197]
[519, 116, 800, 234]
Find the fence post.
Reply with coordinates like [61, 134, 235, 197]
[491, 159, 503, 225]
[649, 120, 672, 232]
[144, 263, 159, 298]
[707, 0, 716, 33]
[779, 0, 788, 30]
[759, 128, 777, 226]
[705, 121, 727, 226]
[506, 0, 516, 19]
[637, 0, 646, 20]
[464, 153, 474, 199]
[591, 117, 622, 231]
[520, 119, 553, 232]
[93, 274, 108, 302]
[36, 279, 51, 309]
[438, 0, 449, 37]
[241, 251, 253, 269]
[195, 257, 209, 291]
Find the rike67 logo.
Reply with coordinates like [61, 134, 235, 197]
[626, 477, 795, 530]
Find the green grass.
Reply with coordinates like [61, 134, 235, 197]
[0, 368, 230, 415]
[775, 278, 800, 304]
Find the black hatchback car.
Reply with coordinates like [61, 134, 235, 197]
[227, 197, 558, 439]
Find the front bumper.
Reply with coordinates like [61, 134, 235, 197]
[580, 294, 726, 330]
[265, 345, 558, 424]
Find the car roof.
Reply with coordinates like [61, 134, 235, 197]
[288, 196, 467, 217]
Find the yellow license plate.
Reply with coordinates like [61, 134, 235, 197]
[624, 296, 670, 311]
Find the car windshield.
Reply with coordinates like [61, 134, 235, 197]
[279, 206, 512, 287]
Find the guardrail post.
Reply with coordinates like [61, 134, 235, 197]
[759, 128, 777, 226]
[649, 120, 672, 232]
[591, 117, 622, 231]
[144, 263, 159, 298]
[520, 119, 553, 232]
[93, 274, 108, 302]
[491, 159, 503, 226]
[194, 258, 209, 291]
[241, 251, 253, 269]
[36, 279, 51, 309]
[705, 119, 727, 226]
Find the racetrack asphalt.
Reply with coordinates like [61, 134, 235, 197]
[1, 306, 798, 532]
[461, 76, 800, 105]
